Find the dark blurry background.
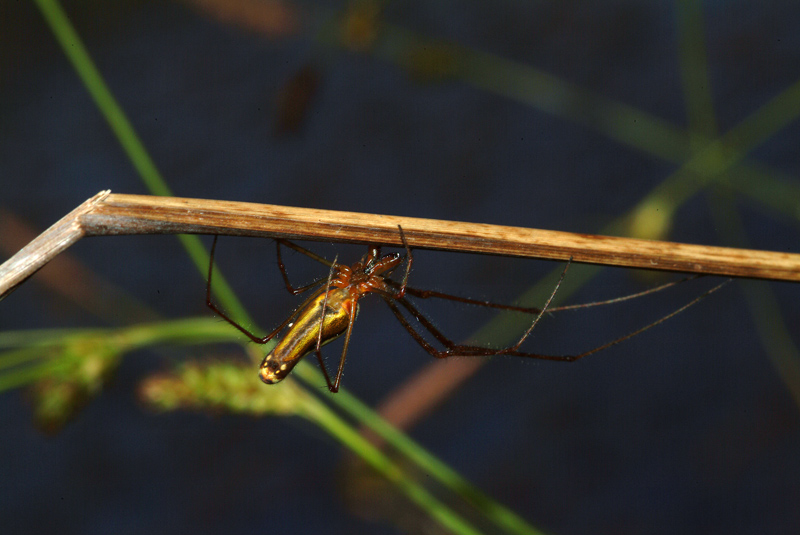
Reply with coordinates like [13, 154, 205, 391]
[1, 1, 799, 534]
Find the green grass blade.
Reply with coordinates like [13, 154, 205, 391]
[32, 0, 253, 331]
[299, 392, 487, 535]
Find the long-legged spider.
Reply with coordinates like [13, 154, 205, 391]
[206, 226, 728, 393]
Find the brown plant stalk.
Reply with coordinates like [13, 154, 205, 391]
[2, 190, 799, 299]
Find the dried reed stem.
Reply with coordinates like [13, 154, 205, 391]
[0, 190, 110, 299]
[2, 190, 799, 298]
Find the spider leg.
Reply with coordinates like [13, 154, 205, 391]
[548, 274, 702, 312]
[391, 225, 413, 299]
[386, 257, 569, 354]
[501, 257, 570, 352]
[277, 239, 333, 265]
[382, 296, 517, 359]
[493, 277, 732, 362]
[381, 296, 452, 358]
[276, 240, 328, 295]
[394, 274, 701, 315]
[381, 259, 729, 364]
[313, 255, 341, 392]
[401, 285, 543, 314]
[308, 254, 365, 394]
[379, 290, 458, 350]
[329, 302, 358, 393]
[206, 236, 268, 343]
[207, 236, 316, 344]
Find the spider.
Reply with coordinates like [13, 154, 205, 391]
[205, 226, 727, 393]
